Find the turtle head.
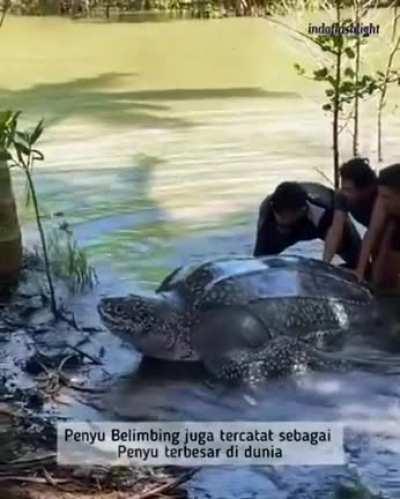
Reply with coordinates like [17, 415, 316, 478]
[98, 294, 195, 361]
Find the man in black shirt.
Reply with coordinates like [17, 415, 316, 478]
[254, 181, 361, 268]
[323, 158, 377, 265]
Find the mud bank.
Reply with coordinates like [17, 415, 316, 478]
[0, 255, 193, 498]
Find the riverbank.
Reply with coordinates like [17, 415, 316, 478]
[0, 255, 195, 498]
[6, 0, 400, 19]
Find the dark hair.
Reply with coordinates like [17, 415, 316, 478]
[339, 157, 376, 188]
[271, 182, 308, 213]
[378, 164, 400, 191]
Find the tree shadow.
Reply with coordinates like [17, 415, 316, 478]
[31, 152, 174, 252]
[0, 72, 299, 130]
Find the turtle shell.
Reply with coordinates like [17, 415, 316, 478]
[156, 255, 372, 310]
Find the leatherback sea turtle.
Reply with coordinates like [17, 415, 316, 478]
[98, 255, 377, 385]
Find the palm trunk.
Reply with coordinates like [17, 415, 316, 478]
[0, 159, 22, 287]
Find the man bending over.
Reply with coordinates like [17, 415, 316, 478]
[254, 181, 361, 268]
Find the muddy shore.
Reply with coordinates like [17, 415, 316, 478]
[0, 255, 193, 498]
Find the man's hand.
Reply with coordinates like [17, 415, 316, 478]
[340, 267, 364, 281]
[353, 268, 364, 282]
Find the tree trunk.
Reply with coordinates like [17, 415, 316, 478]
[0, 160, 22, 287]
[377, 104, 383, 163]
[353, 0, 360, 157]
[332, 0, 342, 188]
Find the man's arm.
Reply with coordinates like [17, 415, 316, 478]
[323, 209, 347, 264]
[254, 216, 271, 256]
[355, 196, 387, 281]
[254, 197, 272, 256]
[253, 197, 289, 257]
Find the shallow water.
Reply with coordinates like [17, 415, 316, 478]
[2, 13, 400, 498]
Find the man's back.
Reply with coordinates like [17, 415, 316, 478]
[255, 182, 335, 255]
[253, 181, 361, 268]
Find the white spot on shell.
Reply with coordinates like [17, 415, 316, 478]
[329, 298, 349, 329]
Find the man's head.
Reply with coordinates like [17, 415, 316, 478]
[339, 158, 377, 205]
[378, 164, 400, 215]
[271, 182, 308, 230]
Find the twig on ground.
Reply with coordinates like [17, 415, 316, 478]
[135, 469, 199, 499]
[0, 454, 57, 472]
[42, 467, 61, 488]
[0, 475, 70, 484]
[58, 374, 106, 393]
[68, 344, 103, 366]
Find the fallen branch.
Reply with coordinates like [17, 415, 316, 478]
[0, 475, 70, 485]
[59, 373, 106, 393]
[134, 469, 199, 499]
[68, 344, 103, 366]
[0, 453, 57, 472]
[42, 467, 63, 488]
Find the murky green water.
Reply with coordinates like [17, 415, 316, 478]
[2, 13, 400, 498]
[1, 13, 399, 287]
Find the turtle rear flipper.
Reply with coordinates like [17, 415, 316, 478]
[204, 336, 309, 386]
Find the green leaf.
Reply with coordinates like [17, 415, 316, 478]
[294, 63, 305, 75]
[333, 35, 344, 50]
[322, 103, 332, 111]
[344, 47, 355, 59]
[0, 110, 13, 128]
[340, 81, 355, 93]
[32, 149, 44, 161]
[14, 140, 30, 156]
[325, 89, 335, 97]
[0, 149, 11, 161]
[6, 114, 20, 148]
[29, 119, 44, 145]
[326, 75, 336, 86]
[15, 131, 29, 144]
[344, 67, 355, 78]
[314, 67, 329, 81]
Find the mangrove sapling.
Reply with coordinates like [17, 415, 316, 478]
[350, 0, 380, 156]
[44, 220, 98, 294]
[268, 0, 380, 184]
[294, 16, 378, 186]
[353, 0, 361, 156]
[333, 0, 342, 187]
[5, 117, 58, 318]
[375, 10, 400, 163]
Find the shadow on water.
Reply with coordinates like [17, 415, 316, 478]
[0, 73, 297, 129]
[0, 73, 192, 129]
[72, 153, 172, 243]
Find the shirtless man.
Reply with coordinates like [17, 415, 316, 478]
[323, 158, 377, 266]
[355, 164, 400, 290]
